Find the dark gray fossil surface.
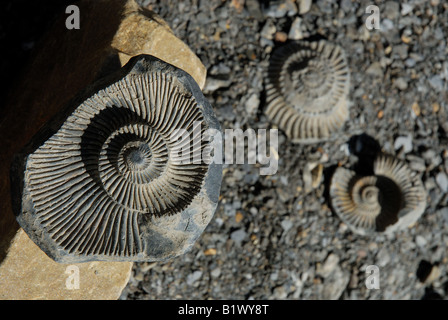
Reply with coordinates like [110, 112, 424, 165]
[11, 55, 222, 263]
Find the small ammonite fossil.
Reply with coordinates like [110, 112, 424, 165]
[329, 155, 427, 236]
[265, 40, 350, 143]
[11, 55, 222, 263]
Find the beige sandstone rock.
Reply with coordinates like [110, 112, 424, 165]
[0, 0, 206, 299]
[113, 0, 206, 89]
[0, 230, 133, 300]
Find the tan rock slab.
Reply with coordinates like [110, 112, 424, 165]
[0, 230, 132, 300]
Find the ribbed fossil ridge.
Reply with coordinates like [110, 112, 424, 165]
[12, 55, 222, 263]
[265, 40, 350, 143]
[329, 155, 427, 235]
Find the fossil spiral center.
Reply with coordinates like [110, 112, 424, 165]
[292, 62, 327, 92]
[121, 141, 152, 171]
[352, 176, 381, 216]
[361, 186, 379, 204]
[284, 57, 335, 112]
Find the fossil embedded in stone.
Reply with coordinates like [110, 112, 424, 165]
[329, 155, 427, 235]
[265, 40, 350, 143]
[11, 55, 222, 263]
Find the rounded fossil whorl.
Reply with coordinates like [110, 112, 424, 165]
[329, 155, 426, 235]
[21, 62, 218, 261]
[265, 40, 350, 143]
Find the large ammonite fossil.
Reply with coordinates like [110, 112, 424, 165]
[329, 155, 427, 235]
[265, 40, 350, 143]
[11, 55, 222, 263]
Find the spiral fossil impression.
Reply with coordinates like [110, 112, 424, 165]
[11, 55, 222, 263]
[329, 155, 426, 235]
[265, 40, 350, 143]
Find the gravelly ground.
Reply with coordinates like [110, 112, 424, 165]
[121, 0, 448, 300]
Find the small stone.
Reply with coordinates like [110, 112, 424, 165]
[299, 0, 312, 14]
[235, 212, 244, 223]
[134, 272, 144, 281]
[394, 77, 408, 90]
[366, 62, 383, 78]
[311, 163, 323, 189]
[401, 3, 413, 16]
[436, 172, 448, 192]
[272, 285, 288, 299]
[428, 75, 444, 92]
[140, 262, 157, 272]
[411, 102, 421, 117]
[407, 156, 426, 172]
[405, 58, 416, 68]
[348, 271, 358, 289]
[245, 92, 259, 114]
[432, 102, 440, 113]
[230, 0, 244, 12]
[211, 268, 221, 278]
[376, 248, 390, 267]
[426, 266, 441, 283]
[415, 235, 427, 248]
[393, 44, 408, 59]
[260, 20, 276, 40]
[317, 253, 340, 278]
[187, 270, 203, 285]
[401, 35, 412, 44]
[274, 31, 288, 42]
[440, 208, 448, 225]
[204, 248, 217, 256]
[288, 17, 303, 40]
[230, 229, 247, 245]
[206, 77, 232, 93]
[368, 242, 378, 251]
[281, 219, 293, 233]
[321, 267, 350, 300]
[417, 261, 440, 284]
[394, 135, 413, 153]
[385, 1, 400, 20]
[381, 19, 394, 31]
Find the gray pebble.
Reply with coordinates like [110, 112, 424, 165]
[394, 135, 413, 153]
[317, 253, 340, 278]
[407, 156, 426, 172]
[415, 235, 427, 248]
[405, 58, 416, 68]
[260, 20, 276, 40]
[428, 75, 444, 92]
[376, 248, 391, 267]
[230, 229, 247, 245]
[436, 172, 448, 192]
[211, 268, 221, 278]
[299, 0, 312, 14]
[385, 1, 400, 20]
[321, 267, 350, 300]
[245, 93, 260, 115]
[281, 219, 294, 233]
[381, 19, 394, 31]
[394, 77, 408, 90]
[187, 270, 203, 285]
[366, 62, 383, 78]
[401, 3, 414, 16]
[272, 285, 288, 299]
[440, 208, 448, 225]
